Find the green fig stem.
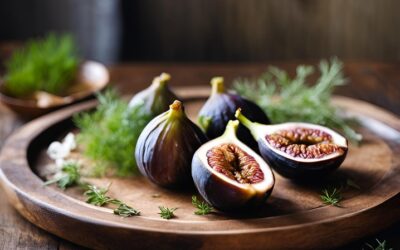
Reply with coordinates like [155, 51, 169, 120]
[211, 77, 224, 94]
[168, 100, 184, 118]
[235, 108, 261, 140]
[153, 72, 171, 88]
[222, 120, 239, 138]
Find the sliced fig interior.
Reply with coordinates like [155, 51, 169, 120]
[266, 127, 346, 159]
[207, 143, 264, 184]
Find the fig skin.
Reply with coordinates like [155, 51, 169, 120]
[129, 73, 179, 117]
[235, 109, 348, 180]
[198, 77, 270, 151]
[135, 100, 207, 188]
[191, 120, 275, 211]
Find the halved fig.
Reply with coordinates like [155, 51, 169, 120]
[235, 109, 348, 180]
[135, 100, 207, 188]
[192, 120, 274, 211]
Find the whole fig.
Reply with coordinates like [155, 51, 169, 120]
[198, 77, 270, 150]
[192, 120, 275, 211]
[129, 73, 178, 117]
[135, 100, 208, 188]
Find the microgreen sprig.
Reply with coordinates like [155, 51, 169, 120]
[84, 184, 118, 206]
[114, 203, 140, 217]
[44, 161, 81, 189]
[365, 239, 393, 250]
[192, 196, 213, 215]
[158, 206, 177, 220]
[320, 188, 342, 207]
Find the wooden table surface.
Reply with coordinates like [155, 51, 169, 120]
[0, 62, 399, 249]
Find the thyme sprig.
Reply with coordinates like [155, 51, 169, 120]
[320, 188, 342, 207]
[365, 239, 393, 250]
[44, 161, 81, 189]
[158, 206, 177, 220]
[233, 58, 362, 143]
[192, 196, 213, 215]
[84, 184, 140, 217]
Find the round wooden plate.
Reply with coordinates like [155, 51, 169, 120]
[0, 86, 399, 249]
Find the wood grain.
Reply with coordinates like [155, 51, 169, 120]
[0, 88, 399, 249]
[0, 62, 399, 249]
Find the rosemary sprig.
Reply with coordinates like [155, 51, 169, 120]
[44, 161, 81, 189]
[320, 188, 342, 207]
[114, 203, 140, 217]
[233, 58, 362, 143]
[158, 206, 177, 220]
[83, 184, 140, 217]
[192, 196, 213, 215]
[84, 184, 118, 206]
[365, 239, 393, 250]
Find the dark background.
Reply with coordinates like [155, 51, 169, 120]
[1, 0, 399, 63]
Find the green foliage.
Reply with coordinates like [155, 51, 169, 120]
[233, 58, 362, 143]
[365, 239, 393, 250]
[74, 89, 151, 176]
[320, 188, 342, 207]
[4, 34, 79, 97]
[113, 203, 140, 217]
[84, 184, 140, 217]
[192, 196, 213, 215]
[44, 161, 81, 189]
[158, 206, 177, 220]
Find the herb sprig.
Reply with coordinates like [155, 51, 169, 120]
[84, 184, 140, 217]
[158, 206, 177, 220]
[4, 34, 79, 97]
[365, 239, 393, 250]
[320, 188, 342, 207]
[233, 58, 362, 143]
[192, 196, 213, 215]
[74, 89, 151, 176]
[44, 161, 81, 189]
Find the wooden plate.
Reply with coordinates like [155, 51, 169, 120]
[0, 86, 399, 249]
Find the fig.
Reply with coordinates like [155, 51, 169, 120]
[192, 120, 275, 211]
[129, 73, 178, 117]
[235, 109, 348, 180]
[135, 100, 207, 188]
[197, 77, 270, 150]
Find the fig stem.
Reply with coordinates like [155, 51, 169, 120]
[235, 109, 260, 140]
[169, 100, 184, 117]
[153, 72, 171, 88]
[222, 120, 239, 138]
[211, 77, 224, 94]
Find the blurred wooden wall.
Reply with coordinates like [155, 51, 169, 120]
[123, 0, 400, 61]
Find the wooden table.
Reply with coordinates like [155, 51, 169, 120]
[0, 62, 399, 249]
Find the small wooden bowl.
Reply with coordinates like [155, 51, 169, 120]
[0, 61, 109, 118]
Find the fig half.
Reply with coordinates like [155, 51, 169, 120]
[198, 77, 270, 150]
[129, 73, 178, 117]
[235, 109, 348, 180]
[192, 120, 274, 211]
[135, 100, 207, 188]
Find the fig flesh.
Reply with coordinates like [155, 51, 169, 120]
[198, 77, 270, 150]
[236, 109, 348, 180]
[135, 100, 207, 188]
[129, 73, 179, 117]
[192, 120, 275, 211]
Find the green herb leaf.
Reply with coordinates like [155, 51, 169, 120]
[44, 161, 81, 189]
[74, 89, 152, 176]
[4, 33, 79, 97]
[114, 203, 140, 217]
[233, 58, 362, 143]
[365, 239, 393, 250]
[84, 184, 117, 206]
[158, 206, 177, 220]
[320, 188, 342, 207]
[192, 195, 213, 215]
